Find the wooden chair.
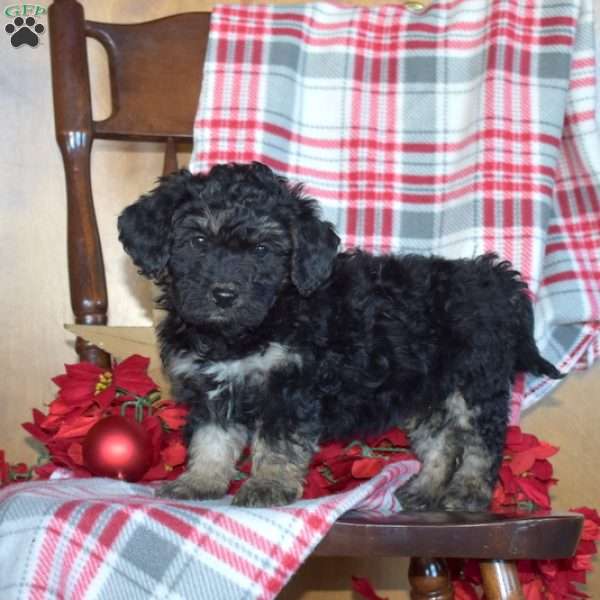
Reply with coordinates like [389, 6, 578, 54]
[48, 1, 584, 598]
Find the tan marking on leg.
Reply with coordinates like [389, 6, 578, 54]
[157, 423, 247, 500]
[398, 424, 460, 509]
[441, 392, 495, 510]
[398, 392, 480, 510]
[232, 435, 314, 507]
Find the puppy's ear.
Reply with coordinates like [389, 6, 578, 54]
[118, 170, 192, 280]
[291, 207, 340, 296]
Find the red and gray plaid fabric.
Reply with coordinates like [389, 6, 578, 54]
[190, 0, 600, 418]
[2, 2, 599, 599]
[0, 462, 417, 599]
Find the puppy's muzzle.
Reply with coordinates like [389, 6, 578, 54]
[212, 285, 238, 308]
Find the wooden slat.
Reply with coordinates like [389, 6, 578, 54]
[87, 14, 210, 141]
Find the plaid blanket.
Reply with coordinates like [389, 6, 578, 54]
[190, 0, 600, 418]
[3, 2, 599, 599]
[0, 462, 417, 600]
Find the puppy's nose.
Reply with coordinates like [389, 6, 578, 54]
[212, 286, 238, 308]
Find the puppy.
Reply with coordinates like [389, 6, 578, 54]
[118, 162, 562, 510]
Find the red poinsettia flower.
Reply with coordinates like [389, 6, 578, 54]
[154, 403, 189, 431]
[490, 426, 559, 514]
[10, 463, 31, 481]
[521, 579, 546, 600]
[366, 428, 411, 449]
[52, 355, 157, 411]
[301, 429, 414, 499]
[0, 450, 33, 487]
[452, 581, 480, 600]
[508, 441, 558, 476]
[351, 457, 387, 479]
[161, 440, 187, 467]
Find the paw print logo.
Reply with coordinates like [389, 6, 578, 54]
[5, 16, 45, 48]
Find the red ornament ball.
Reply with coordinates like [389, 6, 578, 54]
[83, 416, 152, 482]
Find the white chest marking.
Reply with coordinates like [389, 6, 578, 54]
[202, 342, 301, 386]
[168, 342, 302, 390]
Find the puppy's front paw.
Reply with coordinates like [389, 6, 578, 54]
[232, 478, 301, 507]
[156, 474, 229, 501]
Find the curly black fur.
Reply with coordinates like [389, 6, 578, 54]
[118, 162, 563, 509]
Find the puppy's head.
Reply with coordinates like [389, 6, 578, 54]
[118, 162, 339, 336]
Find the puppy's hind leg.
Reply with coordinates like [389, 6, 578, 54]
[396, 399, 463, 511]
[439, 388, 509, 511]
[157, 423, 248, 500]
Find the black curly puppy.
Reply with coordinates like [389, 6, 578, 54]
[118, 162, 562, 510]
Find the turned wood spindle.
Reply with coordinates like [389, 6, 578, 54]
[480, 560, 525, 600]
[409, 557, 454, 600]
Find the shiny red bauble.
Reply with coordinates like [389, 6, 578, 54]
[82, 415, 152, 482]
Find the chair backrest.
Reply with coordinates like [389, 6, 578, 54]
[48, 0, 210, 365]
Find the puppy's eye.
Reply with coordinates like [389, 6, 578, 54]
[255, 243, 269, 256]
[190, 235, 207, 249]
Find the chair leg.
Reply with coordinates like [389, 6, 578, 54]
[479, 560, 525, 600]
[408, 557, 454, 599]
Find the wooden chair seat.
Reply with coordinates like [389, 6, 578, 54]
[316, 511, 581, 560]
[48, 1, 585, 598]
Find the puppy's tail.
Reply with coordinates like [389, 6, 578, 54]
[515, 293, 564, 380]
[517, 340, 564, 379]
